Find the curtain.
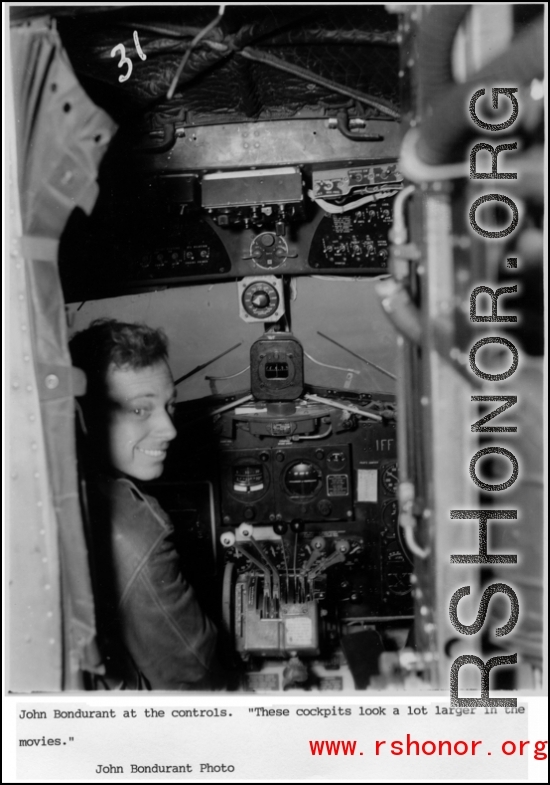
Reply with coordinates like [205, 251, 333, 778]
[9, 17, 117, 690]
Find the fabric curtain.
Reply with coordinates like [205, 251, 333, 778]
[9, 17, 117, 689]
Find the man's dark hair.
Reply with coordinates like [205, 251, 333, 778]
[69, 319, 169, 400]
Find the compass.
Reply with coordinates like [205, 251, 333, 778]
[242, 281, 280, 320]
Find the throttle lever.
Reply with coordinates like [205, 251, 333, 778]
[238, 524, 281, 605]
[303, 536, 327, 572]
[220, 531, 273, 615]
[308, 539, 350, 580]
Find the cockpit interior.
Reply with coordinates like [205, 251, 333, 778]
[8, 4, 544, 694]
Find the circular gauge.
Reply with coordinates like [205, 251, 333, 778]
[242, 281, 280, 319]
[327, 450, 346, 470]
[250, 233, 288, 269]
[284, 461, 322, 497]
[228, 458, 270, 502]
[387, 572, 412, 596]
[382, 499, 398, 532]
[381, 463, 398, 495]
[233, 464, 264, 493]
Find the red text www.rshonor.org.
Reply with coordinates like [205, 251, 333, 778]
[309, 737, 548, 759]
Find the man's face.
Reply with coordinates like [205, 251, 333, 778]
[102, 360, 177, 481]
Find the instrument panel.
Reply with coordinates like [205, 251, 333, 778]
[308, 201, 392, 271]
[153, 334, 412, 658]
[60, 160, 402, 302]
[155, 383, 411, 639]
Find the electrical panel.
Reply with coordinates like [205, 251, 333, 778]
[308, 198, 394, 271]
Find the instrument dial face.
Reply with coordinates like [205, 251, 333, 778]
[233, 464, 265, 493]
[382, 499, 398, 532]
[242, 281, 280, 319]
[250, 233, 288, 269]
[327, 450, 346, 469]
[386, 572, 412, 595]
[381, 463, 398, 495]
[284, 461, 322, 497]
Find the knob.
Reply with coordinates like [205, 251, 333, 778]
[251, 292, 269, 308]
[260, 233, 275, 247]
[290, 519, 304, 533]
[334, 539, 350, 554]
[244, 507, 255, 521]
[315, 448, 325, 460]
[220, 532, 235, 548]
[252, 249, 263, 259]
[311, 536, 326, 552]
[273, 522, 288, 535]
[275, 451, 285, 462]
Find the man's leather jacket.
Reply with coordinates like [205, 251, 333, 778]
[88, 476, 218, 690]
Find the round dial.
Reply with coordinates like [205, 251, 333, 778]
[233, 464, 264, 493]
[250, 233, 288, 269]
[327, 450, 346, 469]
[381, 463, 398, 495]
[382, 499, 398, 531]
[386, 572, 412, 595]
[284, 461, 322, 497]
[242, 281, 280, 319]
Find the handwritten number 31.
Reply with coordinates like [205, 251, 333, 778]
[110, 32, 147, 83]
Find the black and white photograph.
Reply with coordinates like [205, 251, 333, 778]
[4, 2, 546, 781]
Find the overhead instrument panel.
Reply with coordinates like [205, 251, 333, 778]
[59, 158, 402, 301]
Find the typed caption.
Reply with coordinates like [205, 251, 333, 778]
[9, 699, 549, 782]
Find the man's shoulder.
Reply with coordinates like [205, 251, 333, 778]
[90, 476, 172, 547]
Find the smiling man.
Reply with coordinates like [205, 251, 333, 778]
[104, 360, 177, 481]
[69, 319, 219, 690]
